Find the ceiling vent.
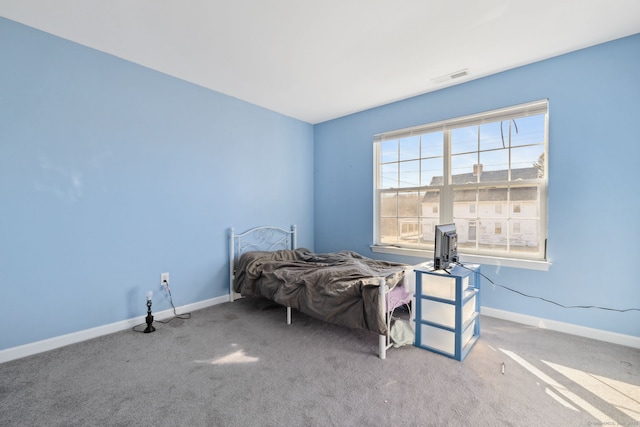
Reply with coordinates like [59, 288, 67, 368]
[432, 68, 469, 84]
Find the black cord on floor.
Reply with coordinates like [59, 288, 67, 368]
[157, 285, 191, 323]
[455, 262, 640, 313]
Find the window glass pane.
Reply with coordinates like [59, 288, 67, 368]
[511, 146, 545, 176]
[453, 189, 477, 219]
[421, 132, 443, 158]
[397, 191, 421, 217]
[398, 218, 421, 244]
[453, 191, 478, 252]
[478, 188, 508, 218]
[511, 115, 545, 147]
[479, 122, 504, 151]
[451, 126, 477, 154]
[510, 186, 539, 216]
[380, 163, 398, 189]
[421, 190, 439, 219]
[509, 219, 540, 253]
[380, 218, 398, 244]
[399, 160, 420, 188]
[451, 153, 477, 183]
[421, 157, 443, 187]
[479, 148, 509, 182]
[399, 136, 420, 161]
[454, 219, 477, 251]
[380, 140, 398, 163]
[477, 219, 508, 253]
[380, 192, 397, 217]
[421, 218, 437, 245]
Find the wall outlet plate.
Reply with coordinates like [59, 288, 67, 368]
[160, 272, 169, 289]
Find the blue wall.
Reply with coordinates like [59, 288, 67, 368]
[314, 34, 640, 337]
[0, 18, 314, 350]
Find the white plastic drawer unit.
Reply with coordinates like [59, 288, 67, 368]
[420, 292, 477, 329]
[414, 263, 481, 361]
[419, 273, 470, 300]
[419, 319, 477, 355]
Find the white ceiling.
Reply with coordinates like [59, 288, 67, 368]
[2, 1, 640, 124]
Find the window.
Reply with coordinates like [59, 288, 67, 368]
[495, 222, 502, 235]
[468, 220, 477, 241]
[374, 100, 548, 263]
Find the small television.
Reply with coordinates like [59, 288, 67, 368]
[434, 223, 459, 270]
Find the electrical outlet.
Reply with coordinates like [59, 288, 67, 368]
[160, 272, 169, 290]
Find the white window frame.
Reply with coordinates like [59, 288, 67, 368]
[372, 100, 550, 271]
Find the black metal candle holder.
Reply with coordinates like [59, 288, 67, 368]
[144, 298, 156, 333]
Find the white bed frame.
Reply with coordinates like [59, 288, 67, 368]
[229, 225, 401, 359]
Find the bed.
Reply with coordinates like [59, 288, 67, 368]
[229, 225, 417, 359]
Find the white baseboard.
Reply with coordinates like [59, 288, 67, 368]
[0, 295, 228, 364]
[481, 306, 640, 349]
[5, 299, 636, 364]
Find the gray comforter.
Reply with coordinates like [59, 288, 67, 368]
[233, 248, 408, 335]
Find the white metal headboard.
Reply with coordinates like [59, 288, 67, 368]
[229, 225, 297, 301]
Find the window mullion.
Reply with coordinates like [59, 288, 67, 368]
[441, 130, 453, 223]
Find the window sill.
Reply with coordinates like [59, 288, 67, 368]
[370, 245, 551, 271]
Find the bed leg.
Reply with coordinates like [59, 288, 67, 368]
[286, 306, 292, 325]
[379, 334, 387, 359]
[378, 278, 389, 359]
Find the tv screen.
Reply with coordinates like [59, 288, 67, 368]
[434, 223, 458, 270]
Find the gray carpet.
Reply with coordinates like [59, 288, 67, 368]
[1, 299, 638, 426]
